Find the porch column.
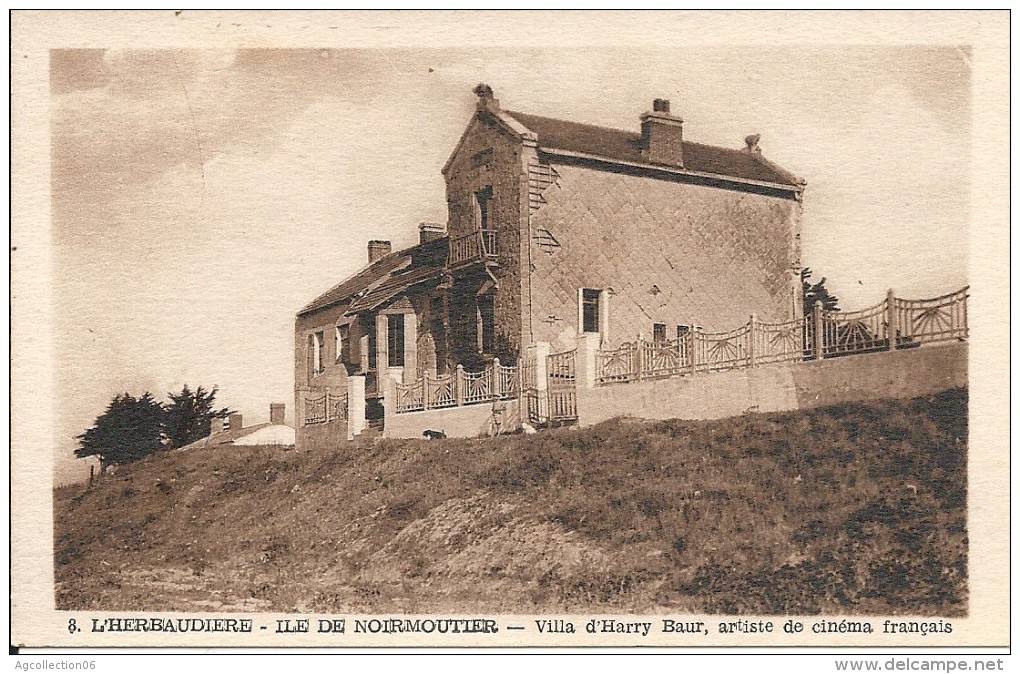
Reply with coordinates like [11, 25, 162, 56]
[358, 334, 369, 373]
[403, 310, 418, 383]
[375, 313, 389, 372]
[346, 376, 366, 440]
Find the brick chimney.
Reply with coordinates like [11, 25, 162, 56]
[368, 240, 392, 263]
[208, 418, 223, 437]
[418, 222, 446, 244]
[640, 98, 684, 168]
[270, 403, 285, 425]
[228, 413, 243, 431]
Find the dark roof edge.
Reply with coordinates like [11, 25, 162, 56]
[296, 264, 382, 318]
[296, 237, 447, 318]
[539, 148, 804, 200]
[441, 107, 534, 175]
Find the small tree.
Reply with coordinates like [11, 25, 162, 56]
[75, 392, 164, 473]
[801, 267, 840, 316]
[162, 385, 232, 449]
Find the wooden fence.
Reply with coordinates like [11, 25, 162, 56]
[303, 390, 348, 426]
[394, 358, 519, 414]
[596, 287, 969, 385]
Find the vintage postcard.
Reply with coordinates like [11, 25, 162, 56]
[10, 10, 1010, 652]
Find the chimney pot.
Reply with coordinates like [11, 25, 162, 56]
[228, 413, 243, 431]
[270, 403, 285, 425]
[418, 222, 446, 244]
[653, 98, 671, 114]
[368, 240, 392, 263]
[473, 83, 500, 113]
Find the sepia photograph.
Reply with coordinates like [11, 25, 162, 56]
[11, 10, 1009, 651]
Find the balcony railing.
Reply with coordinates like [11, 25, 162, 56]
[448, 229, 498, 267]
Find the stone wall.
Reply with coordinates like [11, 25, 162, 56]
[527, 162, 802, 352]
[443, 112, 527, 364]
[297, 418, 349, 451]
[384, 398, 521, 440]
[576, 342, 967, 426]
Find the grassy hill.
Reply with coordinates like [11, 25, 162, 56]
[55, 388, 967, 615]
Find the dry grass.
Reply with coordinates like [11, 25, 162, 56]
[55, 388, 967, 615]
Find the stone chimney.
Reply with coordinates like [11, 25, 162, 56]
[270, 403, 285, 425]
[640, 98, 684, 168]
[473, 82, 500, 113]
[208, 418, 223, 437]
[228, 413, 243, 431]
[368, 240, 392, 263]
[418, 222, 446, 244]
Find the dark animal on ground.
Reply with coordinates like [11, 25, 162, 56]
[423, 429, 447, 440]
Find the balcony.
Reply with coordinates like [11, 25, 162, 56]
[448, 229, 498, 268]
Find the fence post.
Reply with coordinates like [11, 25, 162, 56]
[422, 370, 430, 410]
[886, 288, 897, 351]
[492, 357, 501, 398]
[455, 365, 465, 405]
[688, 328, 698, 375]
[575, 333, 599, 389]
[812, 302, 825, 359]
[748, 314, 757, 368]
[326, 391, 332, 422]
[636, 339, 645, 380]
[534, 343, 550, 394]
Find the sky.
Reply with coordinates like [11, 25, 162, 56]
[49, 45, 971, 485]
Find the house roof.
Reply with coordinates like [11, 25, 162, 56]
[505, 110, 801, 187]
[177, 423, 273, 451]
[298, 236, 448, 317]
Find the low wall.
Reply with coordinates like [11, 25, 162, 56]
[385, 399, 521, 439]
[577, 342, 967, 425]
[296, 419, 349, 450]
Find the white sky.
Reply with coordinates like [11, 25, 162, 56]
[49, 45, 971, 485]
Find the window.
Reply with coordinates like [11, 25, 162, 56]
[387, 314, 405, 367]
[582, 289, 601, 334]
[367, 322, 377, 370]
[307, 334, 315, 380]
[336, 324, 350, 364]
[653, 323, 667, 344]
[475, 186, 492, 231]
[677, 324, 691, 339]
[474, 187, 497, 257]
[309, 331, 324, 378]
[477, 294, 495, 354]
[430, 297, 448, 373]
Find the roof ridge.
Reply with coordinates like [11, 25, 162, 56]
[506, 108, 801, 188]
[506, 109, 639, 139]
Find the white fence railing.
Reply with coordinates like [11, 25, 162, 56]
[303, 389, 348, 426]
[596, 287, 969, 385]
[394, 358, 519, 414]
